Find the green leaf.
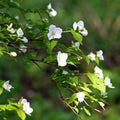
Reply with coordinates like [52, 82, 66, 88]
[80, 87, 92, 93]
[68, 93, 77, 104]
[83, 106, 91, 116]
[50, 40, 58, 51]
[70, 76, 78, 85]
[17, 110, 26, 120]
[0, 105, 7, 111]
[74, 107, 79, 113]
[67, 58, 80, 66]
[45, 39, 57, 53]
[71, 29, 83, 44]
[0, 87, 3, 95]
[0, 51, 3, 57]
[87, 73, 106, 93]
[0, 33, 5, 39]
[6, 104, 17, 111]
[44, 55, 56, 62]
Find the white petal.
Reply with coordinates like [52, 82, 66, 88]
[75, 42, 80, 49]
[21, 37, 28, 43]
[9, 28, 15, 33]
[57, 51, 68, 67]
[81, 28, 88, 36]
[49, 9, 57, 17]
[77, 92, 85, 102]
[97, 50, 104, 60]
[17, 28, 24, 37]
[19, 45, 27, 53]
[62, 71, 68, 75]
[73, 22, 77, 30]
[3, 81, 13, 92]
[77, 20, 84, 30]
[89, 52, 96, 61]
[48, 3, 52, 9]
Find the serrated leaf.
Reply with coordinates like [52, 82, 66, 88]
[17, 110, 26, 120]
[71, 30, 83, 44]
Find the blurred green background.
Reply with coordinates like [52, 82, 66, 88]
[0, 0, 120, 119]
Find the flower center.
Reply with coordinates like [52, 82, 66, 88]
[52, 31, 56, 36]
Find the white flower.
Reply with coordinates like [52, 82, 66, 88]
[9, 28, 15, 33]
[99, 102, 105, 110]
[88, 52, 96, 61]
[21, 98, 27, 104]
[97, 50, 104, 60]
[17, 28, 24, 37]
[104, 77, 115, 88]
[26, 24, 32, 29]
[48, 3, 57, 17]
[94, 66, 104, 78]
[8, 23, 15, 33]
[49, 9, 57, 17]
[2, 81, 13, 92]
[57, 51, 68, 67]
[21, 98, 33, 116]
[101, 91, 108, 98]
[10, 0, 14, 2]
[15, 16, 19, 20]
[73, 20, 88, 36]
[48, 3, 52, 9]
[21, 37, 28, 43]
[75, 42, 80, 49]
[10, 52, 17, 57]
[62, 70, 68, 75]
[48, 25, 62, 40]
[77, 92, 85, 102]
[19, 45, 27, 53]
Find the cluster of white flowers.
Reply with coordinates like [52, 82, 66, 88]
[94, 66, 115, 89]
[2, 81, 13, 92]
[47, 3, 57, 17]
[57, 51, 68, 67]
[73, 20, 88, 36]
[88, 50, 104, 61]
[7, 24, 28, 54]
[21, 98, 33, 116]
[48, 25, 62, 40]
[77, 92, 85, 102]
